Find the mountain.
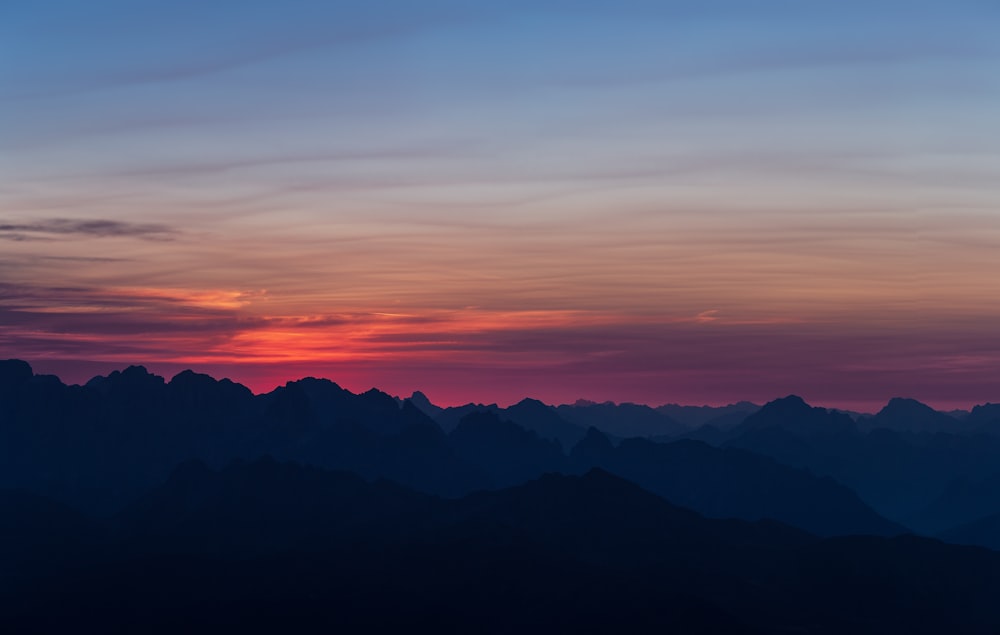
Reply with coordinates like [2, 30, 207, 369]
[908, 470, 1000, 535]
[430, 399, 587, 448]
[502, 398, 588, 448]
[0, 359, 33, 399]
[723, 396, 859, 489]
[966, 403, 1000, 434]
[4, 460, 1000, 634]
[939, 512, 1000, 551]
[732, 395, 859, 439]
[2, 463, 761, 633]
[569, 428, 905, 537]
[6, 359, 1000, 540]
[123, 458, 809, 563]
[116, 457, 442, 554]
[0, 361, 489, 510]
[449, 411, 566, 488]
[555, 400, 687, 438]
[0, 364, 920, 535]
[861, 397, 963, 434]
[725, 396, 1000, 522]
[655, 401, 760, 428]
[0, 488, 104, 592]
[403, 390, 444, 418]
[263, 376, 427, 437]
[671, 423, 734, 445]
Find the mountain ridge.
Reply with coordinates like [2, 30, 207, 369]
[4, 458, 1000, 634]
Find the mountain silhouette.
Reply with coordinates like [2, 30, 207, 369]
[115, 457, 442, 554]
[966, 403, 1000, 433]
[863, 397, 964, 434]
[908, 469, 1000, 536]
[432, 398, 689, 442]
[2, 360, 982, 534]
[0, 361, 493, 509]
[569, 428, 905, 536]
[449, 410, 566, 488]
[655, 401, 760, 428]
[733, 395, 858, 438]
[720, 395, 1000, 523]
[4, 459, 1000, 633]
[0, 488, 104, 592]
[503, 397, 588, 448]
[5, 359, 1000, 553]
[404, 389, 444, 418]
[939, 511, 1000, 551]
[0, 359, 33, 399]
[429, 398, 588, 448]
[555, 400, 688, 438]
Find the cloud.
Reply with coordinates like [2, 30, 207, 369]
[0, 218, 177, 241]
[4, 277, 999, 411]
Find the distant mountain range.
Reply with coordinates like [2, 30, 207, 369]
[718, 394, 1000, 530]
[4, 358, 1000, 631]
[0, 359, 902, 536]
[414, 394, 759, 446]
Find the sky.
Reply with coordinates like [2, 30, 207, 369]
[2, 1, 999, 411]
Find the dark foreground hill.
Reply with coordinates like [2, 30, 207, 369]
[940, 512, 1000, 551]
[3, 459, 999, 634]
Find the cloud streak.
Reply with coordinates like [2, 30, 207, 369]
[4, 279, 1000, 411]
[0, 218, 177, 241]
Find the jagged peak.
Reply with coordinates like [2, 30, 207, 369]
[286, 376, 343, 390]
[769, 394, 810, 407]
[880, 397, 935, 413]
[169, 369, 217, 385]
[409, 390, 433, 403]
[0, 358, 33, 386]
[513, 397, 550, 409]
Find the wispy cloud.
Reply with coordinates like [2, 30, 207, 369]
[0, 218, 177, 241]
[4, 277, 1000, 410]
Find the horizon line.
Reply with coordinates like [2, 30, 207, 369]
[9, 357, 994, 416]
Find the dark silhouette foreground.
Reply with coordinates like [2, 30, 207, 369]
[5, 460, 1000, 634]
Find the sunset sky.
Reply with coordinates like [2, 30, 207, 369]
[3, 1, 999, 410]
